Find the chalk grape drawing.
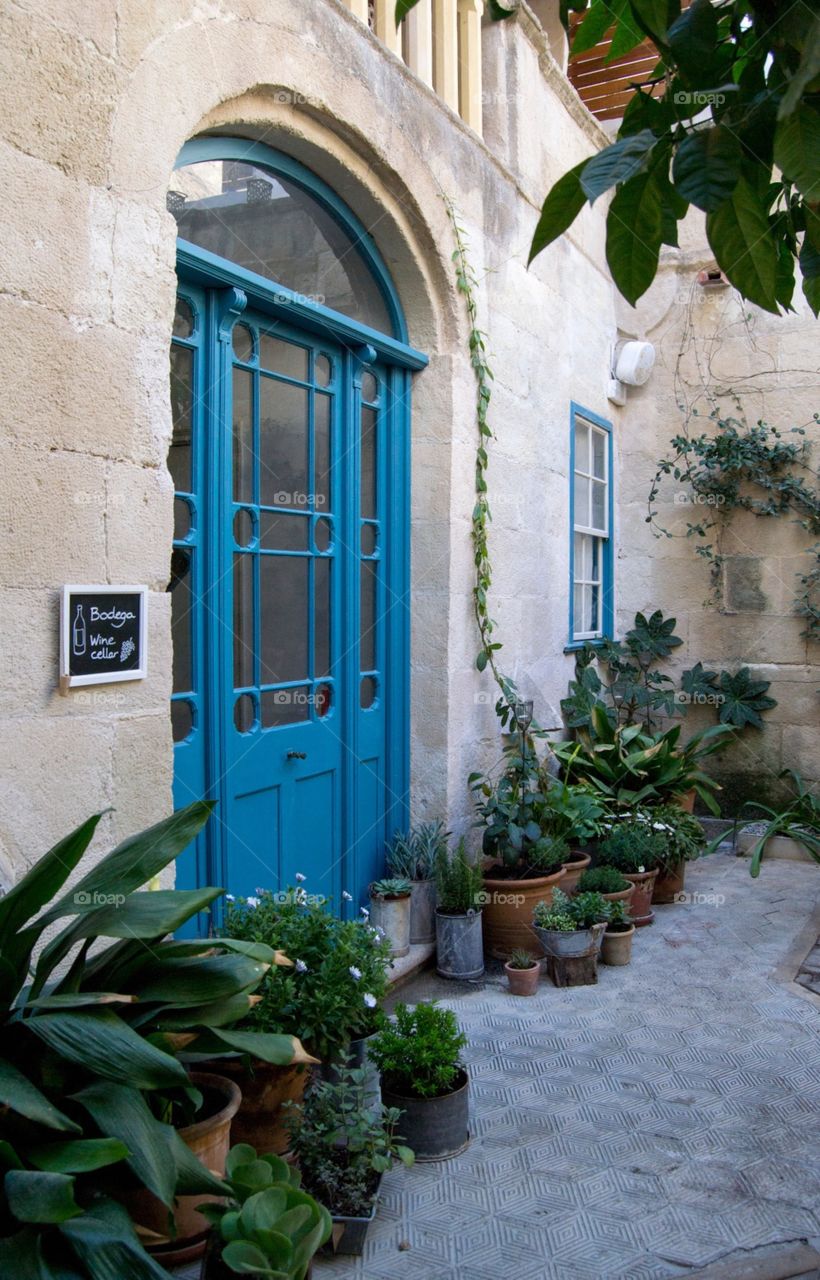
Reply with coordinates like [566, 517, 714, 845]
[120, 637, 135, 663]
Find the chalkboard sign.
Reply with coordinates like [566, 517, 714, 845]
[60, 585, 148, 689]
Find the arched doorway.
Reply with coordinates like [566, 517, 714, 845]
[167, 138, 426, 924]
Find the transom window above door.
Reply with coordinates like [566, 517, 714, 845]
[168, 156, 392, 334]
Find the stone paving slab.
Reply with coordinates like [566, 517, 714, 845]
[315, 852, 820, 1280]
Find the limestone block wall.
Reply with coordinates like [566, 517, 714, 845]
[0, 0, 623, 877]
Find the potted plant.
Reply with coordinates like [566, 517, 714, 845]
[370, 1002, 470, 1161]
[386, 820, 447, 944]
[504, 948, 541, 996]
[285, 1064, 413, 1256]
[648, 805, 705, 902]
[368, 877, 413, 957]
[598, 817, 666, 926]
[600, 900, 635, 966]
[199, 1143, 331, 1280]
[470, 750, 568, 957]
[576, 864, 635, 903]
[433, 840, 485, 980]
[718, 769, 820, 876]
[224, 886, 393, 1144]
[534, 777, 607, 890]
[532, 888, 610, 958]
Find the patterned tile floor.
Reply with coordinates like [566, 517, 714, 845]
[315, 851, 820, 1280]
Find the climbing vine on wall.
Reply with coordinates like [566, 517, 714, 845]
[445, 198, 519, 723]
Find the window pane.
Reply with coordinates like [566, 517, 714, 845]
[260, 334, 308, 382]
[171, 698, 194, 743]
[261, 686, 310, 728]
[234, 693, 256, 734]
[574, 532, 587, 582]
[232, 324, 253, 363]
[169, 345, 193, 492]
[574, 421, 589, 473]
[361, 406, 377, 520]
[170, 160, 392, 333]
[315, 556, 330, 678]
[360, 560, 377, 671]
[314, 393, 331, 512]
[260, 556, 308, 683]
[233, 553, 254, 689]
[573, 584, 585, 637]
[590, 535, 601, 582]
[591, 480, 607, 533]
[590, 583, 601, 634]
[259, 511, 309, 551]
[169, 548, 193, 694]
[260, 378, 309, 509]
[173, 299, 194, 339]
[232, 367, 253, 504]
[574, 472, 588, 529]
[592, 429, 606, 479]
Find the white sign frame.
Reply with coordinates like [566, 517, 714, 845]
[60, 584, 148, 690]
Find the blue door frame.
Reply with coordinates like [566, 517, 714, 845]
[169, 140, 427, 926]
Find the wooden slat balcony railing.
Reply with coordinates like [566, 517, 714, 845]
[567, 18, 663, 122]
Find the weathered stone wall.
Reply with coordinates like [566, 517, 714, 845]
[0, 0, 620, 877]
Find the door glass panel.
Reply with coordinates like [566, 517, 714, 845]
[169, 346, 194, 492]
[234, 693, 256, 734]
[174, 497, 192, 541]
[261, 556, 308, 683]
[232, 324, 254, 363]
[233, 553, 255, 688]
[169, 548, 193, 693]
[360, 675, 377, 709]
[173, 299, 194, 339]
[260, 377, 309, 509]
[360, 559, 376, 671]
[360, 523, 377, 556]
[315, 683, 332, 718]
[261, 686, 310, 728]
[361, 371, 378, 402]
[315, 556, 330, 678]
[260, 334, 308, 382]
[171, 698, 194, 743]
[314, 517, 332, 553]
[234, 507, 255, 549]
[361, 406, 377, 520]
[315, 354, 332, 387]
[314, 393, 331, 512]
[260, 511, 309, 551]
[232, 367, 253, 504]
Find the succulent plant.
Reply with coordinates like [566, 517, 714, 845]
[370, 877, 413, 899]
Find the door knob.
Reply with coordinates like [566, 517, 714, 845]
[287, 750, 307, 760]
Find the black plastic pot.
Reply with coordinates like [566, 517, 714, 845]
[381, 1068, 470, 1161]
[321, 1173, 383, 1257]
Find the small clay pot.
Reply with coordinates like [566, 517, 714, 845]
[504, 960, 540, 996]
[601, 922, 635, 965]
[623, 868, 659, 926]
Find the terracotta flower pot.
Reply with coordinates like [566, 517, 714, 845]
[599, 882, 635, 905]
[481, 865, 567, 958]
[127, 1072, 240, 1260]
[673, 788, 696, 813]
[504, 960, 540, 996]
[623, 868, 659, 926]
[653, 860, 686, 904]
[208, 1058, 310, 1155]
[601, 922, 635, 965]
[561, 850, 591, 895]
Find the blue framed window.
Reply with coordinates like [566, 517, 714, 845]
[569, 403, 614, 645]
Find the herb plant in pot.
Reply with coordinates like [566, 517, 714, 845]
[433, 840, 485, 980]
[649, 806, 704, 902]
[504, 948, 541, 997]
[532, 888, 610, 959]
[368, 878, 413, 957]
[285, 1064, 413, 1256]
[600, 900, 635, 966]
[576, 865, 635, 904]
[370, 1002, 470, 1161]
[386, 821, 447, 944]
[598, 818, 666, 926]
[535, 778, 607, 891]
[224, 887, 392, 1143]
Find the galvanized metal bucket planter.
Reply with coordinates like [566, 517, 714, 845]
[435, 908, 484, 980]
[369, 886, 411, 957]
[533, 920, 606, 959]
[409, 877, 437, 944]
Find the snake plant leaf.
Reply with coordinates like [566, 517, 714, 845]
[0, 1057, 81, 1133]
[57, 1197, 171, 1280]
[4, 1171, 83, 1224]
[38, 801, 214, 929]
[27, 1138, 130, 1175]
[28, 1007, 188, 1089]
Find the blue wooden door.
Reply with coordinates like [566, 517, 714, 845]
[169, 286, 406, 916]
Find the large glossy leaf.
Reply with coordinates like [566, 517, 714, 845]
[129, 954, 269, 1006]
[630, 0, 676, 45]
[0, 814, 102, 941]
[528, 160, 588, 263]
[672, 128, 741, 212]
[166, 1128, 230, 1197]
[222, 1237, 286, 1275]
[205, 1028, 316, 1066]
[706, 177, 779, 313]
[774, 105, 820, 198]
[28, 1138, 130, 1174]
[0, 1227, 52, 1280]
[606, 171, 663, 304]
[571, 0, 623, 56]
[72, 1082, 177, 1207]
[0, 1057, 81, 1133]
[778, 14, 820, 117]
[28, 1008, 188, 1089]
[667, 0, 718, 79]
[581, 130, 658, 202]
[4, 1170, 83, 1224]
[38, 801, 214, 928]
[58, 1197, 171, 1280]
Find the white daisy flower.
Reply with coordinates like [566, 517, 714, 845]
[225, 893, 235, 902]
[638, 866, 645, 874]
[295, 959, 308, 974]
[342, 890, 353, 901]
[363, 993, 377, 1008]
[349, 966, 362, 980]
[295, 872, 306, 883]
[246, 896, 259, 908]
[360, 906, 370, 919]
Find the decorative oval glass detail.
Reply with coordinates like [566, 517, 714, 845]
[232, 324, 254, 363]
[171, 699, 194, 743]
[361, 371, 378, 403]
[172, 298, 194, 339]
[315, 354, 332, 387]
[174, 497, 193, 542]
[315, 683, 333, 718]
[360, 523, 377, 556]
[233, 507, 255, 549]
[360, 676, 377, 710]
[314, 517, 332, 553]
[170, 159, 392, 334]
[234, 693, 256, 734]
